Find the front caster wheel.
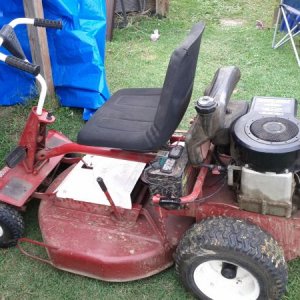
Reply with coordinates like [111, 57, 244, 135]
[175, 217, 288, 300]
[0, 203, 24, 248]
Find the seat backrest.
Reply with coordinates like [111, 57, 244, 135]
[148, 22, 205, 148]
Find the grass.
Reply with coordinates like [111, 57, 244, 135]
[0, 0, 300, 299]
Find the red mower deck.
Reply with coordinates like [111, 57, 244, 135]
[38, 199, 194, 281]
[29, 165, 194, 281]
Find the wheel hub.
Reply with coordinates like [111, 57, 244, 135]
[221, 262, 237, 279]
[193, 260, 260, 300]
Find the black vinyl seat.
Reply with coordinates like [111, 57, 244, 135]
[77, 22, 205, 151]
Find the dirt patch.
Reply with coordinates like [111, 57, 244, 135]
[0, 106, 14, 119]
[220, 19, 245, 27]
[141, 50, 157, 62]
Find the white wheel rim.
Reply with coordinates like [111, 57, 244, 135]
[193, 260, 260, 300]
[0, 225, 3, 237]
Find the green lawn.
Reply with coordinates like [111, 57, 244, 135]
[1, 0, 300, 299]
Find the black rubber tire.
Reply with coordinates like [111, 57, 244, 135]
[175, 217, 288, 300]
[0, 203, 24, 248]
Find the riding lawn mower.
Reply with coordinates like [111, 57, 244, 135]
[0, 17, 299, 300]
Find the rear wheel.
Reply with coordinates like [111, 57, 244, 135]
[175, 217, 288, 300]
[0, 203, 24, 248]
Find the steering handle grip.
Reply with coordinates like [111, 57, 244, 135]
[5, 56, 40, 76]
[34, 18, 62, 29]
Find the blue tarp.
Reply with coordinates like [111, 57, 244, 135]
[0, 0, 110, 119]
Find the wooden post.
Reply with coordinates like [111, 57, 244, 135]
[156, 0, 169, 17]
[23, 0, 55, 96]
[106, 0, 116, 41]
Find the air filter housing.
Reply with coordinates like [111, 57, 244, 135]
[232, 96, 300, 172]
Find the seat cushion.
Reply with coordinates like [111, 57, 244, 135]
[77, 88, 162, 151]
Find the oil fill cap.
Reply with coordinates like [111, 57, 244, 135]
[195, 96, 217, 114]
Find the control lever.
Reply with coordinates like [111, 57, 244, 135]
[97, 177, 121, 220]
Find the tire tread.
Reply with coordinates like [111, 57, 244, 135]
[175, 217, 288, 300]
[0, 203, 24, 247]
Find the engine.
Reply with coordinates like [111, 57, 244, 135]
[232, 96, 300, 172]
[185, 74, 300, 218]
[230, 96, 300, 217]
[181, 67, 300, 218]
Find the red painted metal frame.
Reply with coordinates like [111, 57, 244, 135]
[0, 106, 155, 208]
[0, 129, 70, 207]
[36, 143, 155, 164]
[1, 105, 299, 281]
